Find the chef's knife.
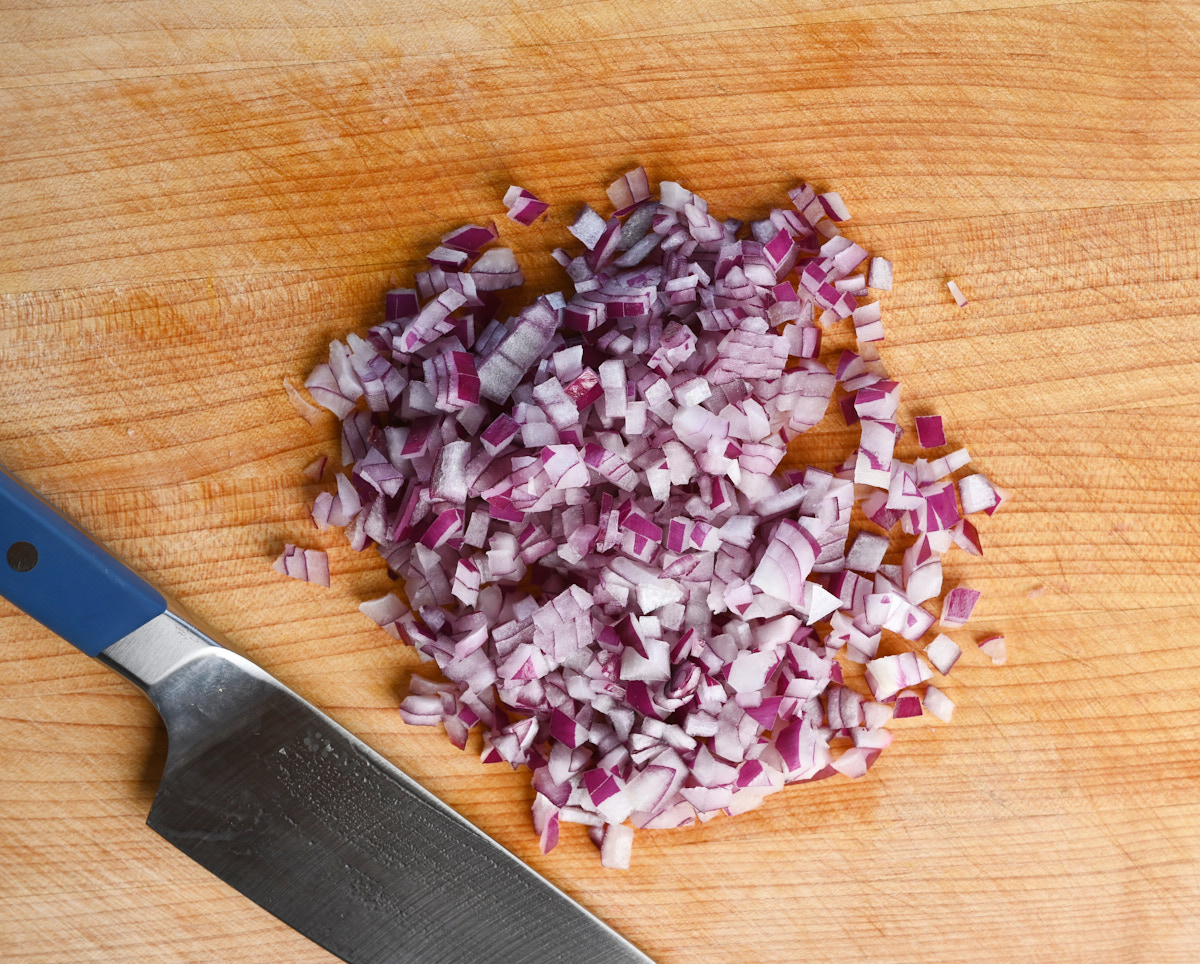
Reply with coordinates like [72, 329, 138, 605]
[0, 465, 657, 964]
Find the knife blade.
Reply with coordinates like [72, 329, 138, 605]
[0, 466, 658, 964]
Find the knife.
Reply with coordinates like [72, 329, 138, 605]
[0, 465, 658, 964]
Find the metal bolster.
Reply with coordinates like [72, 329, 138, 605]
[96, 607, 225, 694]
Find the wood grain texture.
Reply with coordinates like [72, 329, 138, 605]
[2, 0, 1199, 962]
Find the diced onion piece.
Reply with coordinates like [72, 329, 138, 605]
[923, 685, 955, 722]
[865, 652, 932, 701]
[504, 185, 549, 225]
[941, 587, 981, 628]
[569, 205, 609, 250]
[302, 455, 328, 482]
[867, 257, 893, 290]
[862, 700, 893, 729]
[831, 746, 878, 778]
[599, 823, 635, 870]
[273, 544, 330, 588]
[978, 634, 1008, 665]
[952, 519, 984, 555]
[947, 280, 968, 307]
[359, 593, 408, 639]
[846, 530, 888, 573]
[925, 633, 962, 674]
[606, 166, 651, 212]
[891, 689, 923, 718]
[959, 473, 1010, 516]
[915, 415, 946, 449]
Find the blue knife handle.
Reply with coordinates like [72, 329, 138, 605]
[0, 467, 166, 656]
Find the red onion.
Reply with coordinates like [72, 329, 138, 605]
[922, 684, 955, 722]
[864, 652, 932, 701]
[284, 377, 324, 425]
[302, 455, 328, 483]
[914, 415, 945, 449]
[295, 169, 1009, 866]
[924, 633, 962, 675]
[866, 257, 893, 291]
[940, 586, 981, 628]
[959, 473, 1009, 516]
[273, 544, 330, 588]
[978, 634, 1008, 664]
[503, 186, 549, 226]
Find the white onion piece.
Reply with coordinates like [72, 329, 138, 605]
[294, 170, 1008, 866]
[925, 633, 962, 674]
[959, 473, 1010, 516]
[273, 544, 330, 588]
[867, 257, 893, 291]
[978, 634, 1008, 664]
[865, 652, 932, 701]
[862, 699, 893, 729]
[830, 746, 877, 778]
[359, 593, 409, 639]
[607, 166, 652, 212]
[922, 685, 955, 722]
[904, 561, 943, 606]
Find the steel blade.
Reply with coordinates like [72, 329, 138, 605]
[102, 612, 655, 964]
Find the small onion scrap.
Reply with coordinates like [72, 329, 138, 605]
[296, 169, 1008, 866]
[978, 634, 1008, 664]
[504, 186, 549, 226]
[273, 544, 330, 588]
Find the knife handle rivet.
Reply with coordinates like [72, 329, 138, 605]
[7, 541, 38, 572]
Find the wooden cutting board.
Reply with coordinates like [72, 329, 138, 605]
[3, 1, 1199, 961]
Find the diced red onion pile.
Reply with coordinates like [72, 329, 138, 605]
[295, 170, 1008, 868]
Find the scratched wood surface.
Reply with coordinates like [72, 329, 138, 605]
[2, 1, 1200, 962]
